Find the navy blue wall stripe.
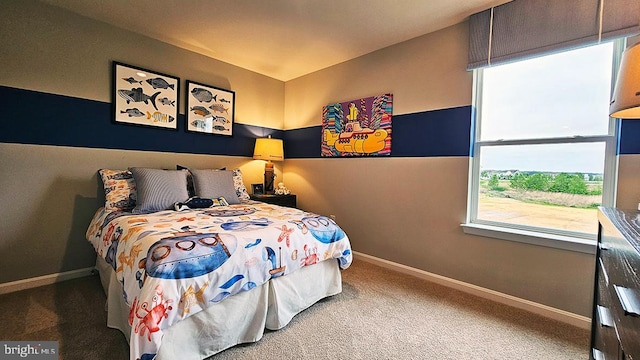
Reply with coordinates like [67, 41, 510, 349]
[0, 86, 282, 156]
[283, 127, 321, 158]
[284, 106, 473, 158]
[2, 86, 477, 158]
[619, 119, 640, 155]
[391, 106, 471, 157]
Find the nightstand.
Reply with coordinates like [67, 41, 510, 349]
[249, 194, 297, 208]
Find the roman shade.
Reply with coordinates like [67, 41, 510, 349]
[468, 0, 640, 70]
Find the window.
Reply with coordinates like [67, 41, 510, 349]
[465, 40, 623, 249]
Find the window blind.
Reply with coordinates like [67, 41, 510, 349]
[468, 0, 640, 70]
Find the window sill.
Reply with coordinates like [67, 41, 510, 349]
[461, 223, 596, 255]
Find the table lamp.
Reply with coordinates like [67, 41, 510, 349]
[253, 135, 284, 194]
[610, 42, 640, 119]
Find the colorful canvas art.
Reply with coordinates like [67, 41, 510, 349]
[321, 93, 392, 157]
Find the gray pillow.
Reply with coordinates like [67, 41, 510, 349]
[189, 169, 240, 204]
[129, 167, 189, 213]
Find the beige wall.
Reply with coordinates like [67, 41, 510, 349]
[617, 155, 640, 210]
[0, 0, 284, 128]
[283, 23, 596, 317]
[0, 143, 268, 283]
[0, 1, 283, 284]
[284, 23, 472, 128]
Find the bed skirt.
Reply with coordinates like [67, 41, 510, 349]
[95, 256, 342, 359]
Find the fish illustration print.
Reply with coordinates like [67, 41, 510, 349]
[208, 104, 229, 114]
[122, 77, 142, 84]
[159, 97, 175, 106]
[146, 111, 175, 123]
[146, 77, 174, 90]
[213, 125, 228, 132]
[219, 98, 231, 103]
[118, 88, 160, 110]
[211, 116, 227, 124]
[190, 106, 211, 116]
[120, 108, 145, 117]
[191, 119, 207, 129]
[178, 282, 209, 317]
[191, 88, 215, 103]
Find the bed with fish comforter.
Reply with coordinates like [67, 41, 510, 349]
[86, 201, 352, 360]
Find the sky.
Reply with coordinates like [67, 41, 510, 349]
[478, 42, 615, 174]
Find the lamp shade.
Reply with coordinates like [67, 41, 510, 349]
[253, 136, 284, 161]
[610, 42, 640, 119]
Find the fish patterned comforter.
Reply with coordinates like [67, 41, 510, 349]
[86, 201, 352, 359]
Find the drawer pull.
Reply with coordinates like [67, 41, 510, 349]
[597, 305, 614, 327]
[592, 348, 605, 360]
[614, 285, 640, 317]
[599, 258, 609, 286]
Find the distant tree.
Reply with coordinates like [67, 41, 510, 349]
[525, 173, 551, 191]
[488, 174, 500, 189]
[568, 173, 589, 194]
[549, 173, 588, 194]
[510, 173, 527, 190]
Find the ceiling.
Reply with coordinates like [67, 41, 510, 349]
[41, 0, 511, 81]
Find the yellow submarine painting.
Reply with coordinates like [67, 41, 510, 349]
[321, 93, 392, 157]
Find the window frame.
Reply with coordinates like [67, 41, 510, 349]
[463, 39, 625, 254]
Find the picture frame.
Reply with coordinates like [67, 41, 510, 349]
[112, 62, 179, 130]
[186, 80, 235, 136]
[321, 93, 393, 157]
[251, 183, 264, 195]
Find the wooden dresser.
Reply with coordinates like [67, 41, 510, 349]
[591, 207, 640, 359]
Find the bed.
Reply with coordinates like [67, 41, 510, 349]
[87, 167, 352, 360]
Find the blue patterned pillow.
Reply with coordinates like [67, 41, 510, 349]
[99, 169, 137, 211]
[129, 167, 189, 213]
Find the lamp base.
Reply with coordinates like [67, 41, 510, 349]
[264, 162, 275, 194]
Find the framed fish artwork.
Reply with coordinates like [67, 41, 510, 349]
[186, 80, 235, 136]
[112, 62, 179, 130]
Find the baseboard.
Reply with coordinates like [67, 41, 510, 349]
[0, 267, 95, 295]
[353, 251, 591, 330]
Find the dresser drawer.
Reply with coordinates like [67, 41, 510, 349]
[594, 263, 623, 359]
[593, 304, 620, 359]
[597, 210, 640, 359]
[610, 285, 640, 359]
[601, 237, 640, 286]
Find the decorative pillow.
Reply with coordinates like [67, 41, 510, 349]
[99, 169, 137, 212]
[174, 196, 229, 211]
[129, 167, 189, 213]
[176, 165, 196, 197]
[189, 169, 241, 204]
[231, 168, 251, 201]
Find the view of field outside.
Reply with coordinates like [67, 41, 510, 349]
[477, 170, 601, 234]
[474, 42, 615, 236]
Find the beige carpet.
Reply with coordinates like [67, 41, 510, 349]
[0, 260, 589, 359]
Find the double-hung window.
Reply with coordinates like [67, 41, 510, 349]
[464, 40, 623, 251]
